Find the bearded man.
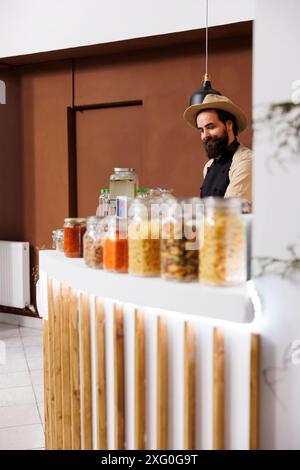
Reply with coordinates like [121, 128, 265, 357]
[184, 94, 252, 204]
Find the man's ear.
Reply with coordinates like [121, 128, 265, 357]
[226, 120, 233, 132]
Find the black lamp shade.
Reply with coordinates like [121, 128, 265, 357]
[189, 78, 221, 106]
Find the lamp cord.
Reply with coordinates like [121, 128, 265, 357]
[205, 0, 209, 77]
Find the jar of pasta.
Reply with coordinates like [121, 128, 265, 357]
[103, 216, 128, 273]
[161, 198, 201, 281]
[199, 197, 246, 286]
[83, 216, 104, 268]
[128, 198, 160, 277]
[63, 218, 86, 258]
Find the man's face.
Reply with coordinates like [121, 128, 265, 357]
[196, 110, 229, 159]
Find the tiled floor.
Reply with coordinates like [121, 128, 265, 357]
[0, 322, 45, 450]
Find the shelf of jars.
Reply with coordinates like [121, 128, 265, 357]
[47, 170, 254, 324]
[38, 250, 253, 323]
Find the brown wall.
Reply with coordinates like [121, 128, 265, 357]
[20, 61, 72, 249]
[0, 70, 23, 240]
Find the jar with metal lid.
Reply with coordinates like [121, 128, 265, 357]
[109, 168, 138, 202]
[148, 188, 174, 202]
[199, 197, 246, 286]
[128, 198, 160, 277]
[161, 198, 201, 281]
[63, 218, 86, 258]
[103, 216, 128, 273]
[52, 229, 64, 252]
[83, 216, 104, 268]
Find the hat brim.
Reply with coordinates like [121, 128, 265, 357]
[183, 100, 248, 133]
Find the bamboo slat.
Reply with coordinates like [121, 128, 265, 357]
[134, 308, 146, 450]
[213, 327, 225, 450]
[250, 334, 260, 450]
[69, 289, 81, 449]
[53, 284, 63, 449]
[113, 304, 125, 450]
[61, 285, 72, 449]
[47, 278, 56, 449]
[184, 321, 196, 450]
[43, 319, 51, 450]
[157, 316, 168, 450]
[95, 297, 107, 450]
[80, 293, 93, 450]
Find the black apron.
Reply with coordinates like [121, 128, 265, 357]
[200, 140, 240, 198]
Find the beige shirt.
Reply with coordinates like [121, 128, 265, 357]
[203, 144, 252, 204]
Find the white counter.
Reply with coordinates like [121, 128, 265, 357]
[38, 250, 253, 323]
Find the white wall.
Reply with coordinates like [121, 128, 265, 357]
[253, 0, 300, 449]
[0, 0, 255, 58]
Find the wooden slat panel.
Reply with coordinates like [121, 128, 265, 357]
[69, 289, 81, 449]
[95, 297, 107, 450]
[157, 316, 168, 450]
[114, 304, 125, 450]
[213, 327, 225, 450]
[80, 293, 93, 449]
[43, 319, 51, 450]
[134, 308, 146, 450]
[184, 321, 196, 450]
[250, 334, 260, 450]
[47, 278, 56, 449]
[61, 285, 72, 449]
[53, 284, 63, 449]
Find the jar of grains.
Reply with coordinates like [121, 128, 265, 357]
[161, 198, 201, 281]
[103, 216, 128, 273]
[83, 216, 104, 268]
[128, 198, 160, 277]
[63, 218, 86, 258]
[199, 197, 246, 286]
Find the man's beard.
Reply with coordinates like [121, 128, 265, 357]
[203, 130, 229, 159]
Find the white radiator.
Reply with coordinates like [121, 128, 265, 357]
[0, 241, 30, 308]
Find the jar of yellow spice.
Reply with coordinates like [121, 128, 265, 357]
[199, 197, 246, 286]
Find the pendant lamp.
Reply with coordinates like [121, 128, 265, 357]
[189, 0, 221, 106]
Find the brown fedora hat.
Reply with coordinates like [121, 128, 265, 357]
[183, 93, 248, 133]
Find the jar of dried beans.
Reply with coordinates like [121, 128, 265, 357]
[83, 216, 104, 268]
[199, 197, 246, 286]
[103, 217, 128, 273]
[63, 218, 86, 258]
[128, 199, 160, 277]
[161, 198, 202, 281]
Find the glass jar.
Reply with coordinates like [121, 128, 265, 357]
[136, 188, 150, 199]
[199, 197, 246, 286]
[161, 198, 201, 281]
[63, 218, 86, 258]
[148, 188, 174, 202]
[83, 216, 104, 268]
[109, 168, 138, 202]
[52, 229, 64, 252]
[96, 188, 110, 217]
[103, 216, 128, 273]
[128, 198, 160, 277]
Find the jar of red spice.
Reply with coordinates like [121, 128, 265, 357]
[103, 216, 128, 273]
[63, 218, 87, 258]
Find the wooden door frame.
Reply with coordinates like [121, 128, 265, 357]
[67, 100, 143, 217]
